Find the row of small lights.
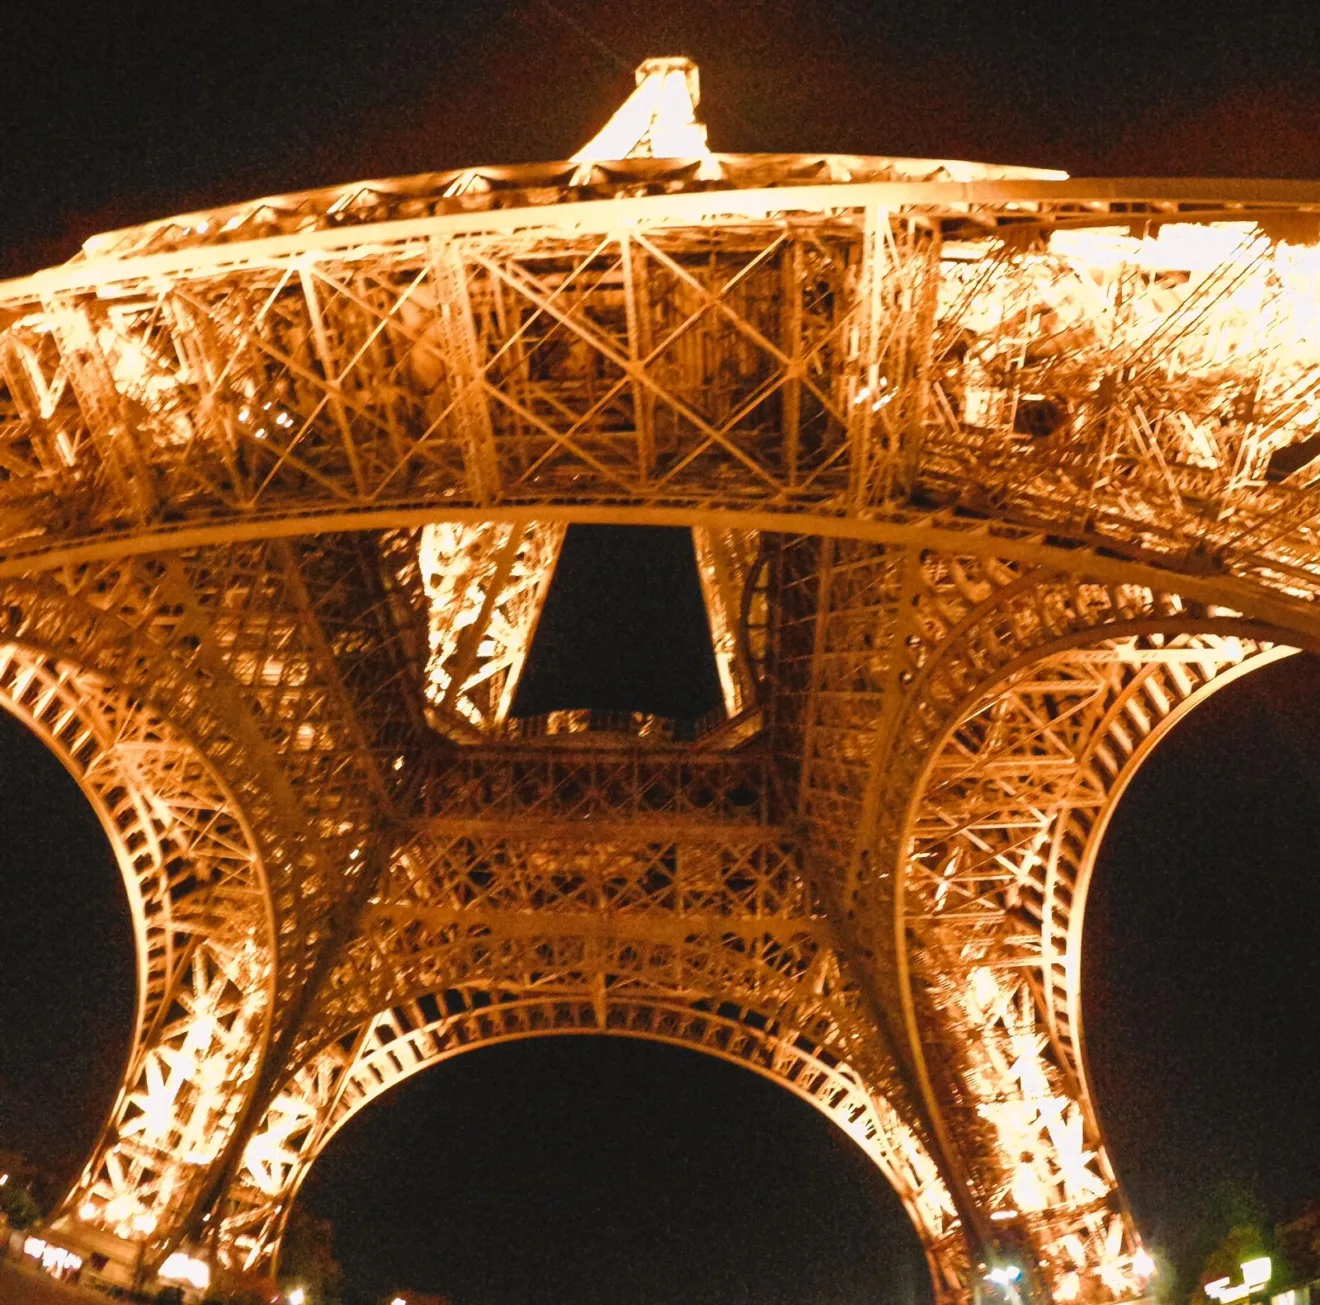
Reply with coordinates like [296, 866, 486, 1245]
[20, 1173, 1165, 1304]
[980, 1243, 1157, 1294]
[285, 1290, 408, 1304]
[237, 401, 297, 441]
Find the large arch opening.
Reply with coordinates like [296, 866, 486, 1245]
[0, 636, 277, 1281]
[276, 1026, 936, 1305]
[0, 698, 134, 1201]
[222, 989, 963, 1296]
[301, 1036, 933, 1305]
[1085, 651, 1320, 1292]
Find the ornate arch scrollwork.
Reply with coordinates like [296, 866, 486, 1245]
[0, 639, 275, 1252]
[220, 990, 966, 1303]
[842, 550, 1304, 1301]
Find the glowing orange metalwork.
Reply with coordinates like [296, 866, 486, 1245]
[3, 55, 1318, 1303]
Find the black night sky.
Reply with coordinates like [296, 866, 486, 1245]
[3, 4, 1320, 1303]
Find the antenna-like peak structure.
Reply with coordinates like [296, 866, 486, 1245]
[572, 56, 711, 163]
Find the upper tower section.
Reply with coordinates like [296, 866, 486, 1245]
[53, 58, 1066, 267]
[572, 56, 711, 164]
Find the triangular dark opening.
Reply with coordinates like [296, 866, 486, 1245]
[512, 525, 722, 720]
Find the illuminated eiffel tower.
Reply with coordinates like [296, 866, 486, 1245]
[4, 55, 1319, 1302]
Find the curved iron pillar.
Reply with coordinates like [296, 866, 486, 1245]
[0, 639, 275, 1256]
[220, 992, 965, 1303]
[802, 542, 1299, 1299]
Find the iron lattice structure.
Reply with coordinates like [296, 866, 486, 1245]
[4, 57, 1320, 1302]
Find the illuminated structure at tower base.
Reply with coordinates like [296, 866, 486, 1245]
[5, 54, 1320, 1303]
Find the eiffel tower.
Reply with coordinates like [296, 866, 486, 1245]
[4, 55, 1319, 1302]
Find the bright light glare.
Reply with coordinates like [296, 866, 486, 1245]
[1133, 1249, 1157, 1279]
[1049, 223, 1262, 273]
[1206, 1261, 1272, 1304]
[1242, 1257, 1272, 1290]
[287, 1290, 306, 1305]
[160, 1252, 211, 1290]
[1055, 1272, 1081, 1302]
[572, 58, 710, 163]
[988, 1266, 1023, 1285]
[23, 1239, 83, 1275]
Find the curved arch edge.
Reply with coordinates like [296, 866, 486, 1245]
[219, 991, 969, 1304]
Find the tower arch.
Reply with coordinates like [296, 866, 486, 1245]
[884, 620, 1300, 1303]
[4, 51, 1320, 1305]
[0, 638, 276, 1261]
[221, 988, 966, 1303]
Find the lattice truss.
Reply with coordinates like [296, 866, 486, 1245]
[4, 166, 1320, 615]
[410, 520, 564, 737]
[787, 535, 1300, 1302]
[3, 56, 1320, 1305]
[217, 749, 962, 1291]
[0, 638, 273, 1247]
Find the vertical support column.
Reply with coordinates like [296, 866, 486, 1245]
[431, 240, 502, 505]
[781, 234, 805, 487]
[298, 263, 366, 497]
[692, 526, 762, 719]
[621, 232, 657, 485]
[848, 204, 888, 508]
[44, 298, 159, 521]
[846, 211, 942, 507]
[413, 520, 566, 737]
